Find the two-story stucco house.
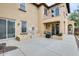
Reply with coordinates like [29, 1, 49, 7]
[0, 3, 74, 40]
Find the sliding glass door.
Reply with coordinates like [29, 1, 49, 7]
[8, 20, 15, 38]
[0, 19, 15, 39]
[0, 19, 6, 39]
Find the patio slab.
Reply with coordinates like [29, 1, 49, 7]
[0, 35, 79, 56]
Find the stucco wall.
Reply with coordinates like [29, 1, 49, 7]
[0, 3, 39, 40]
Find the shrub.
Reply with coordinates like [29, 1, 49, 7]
[15, 36, 20, 41]
[45, 32, 51, 38]
[75, 28, 79, 35]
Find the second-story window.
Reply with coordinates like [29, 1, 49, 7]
[44, 8, 48, 16]
[51, 7, 59, 17]
[19, 3, 26, 12]
[55, 7, 59, 16]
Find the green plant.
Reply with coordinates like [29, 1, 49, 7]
[15, 36, 20, 41]
[45, 32, 51, 38]
[68, 6, 79, 28]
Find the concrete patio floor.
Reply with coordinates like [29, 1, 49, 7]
[0, 35, 79, 56]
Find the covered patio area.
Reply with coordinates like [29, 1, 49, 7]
[44, 21, 60, 35]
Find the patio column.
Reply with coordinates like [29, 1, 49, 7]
[50, 24, 52, 34]
[54, 23, 56, 34]
[60, 21, 64, 34]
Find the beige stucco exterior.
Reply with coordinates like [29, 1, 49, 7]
[0, 3, 75, 40]
[41, 4, 75, 37]
[0, 3, 39, 40]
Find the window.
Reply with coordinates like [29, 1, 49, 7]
[8, 20, 15, 38]
[19, 3, 26, 12]
[55, 7, 59, 16]
[44, 8, 48, 16]
[0, 19, 15, 39]
[0, 19, 6, 39]
[51, 7, 59, 17]
[21, 21, 27, 33]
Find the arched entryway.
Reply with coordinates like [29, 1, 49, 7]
[68, 24, 73, 34]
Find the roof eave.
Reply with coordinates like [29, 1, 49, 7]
[32, 3, 70, 13]
[32, 3, 49, 8]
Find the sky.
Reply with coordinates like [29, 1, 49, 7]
[70, 3, 79, 12]
[46, 3, 55, 6]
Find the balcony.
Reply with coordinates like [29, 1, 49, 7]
[42, 16, 61, 23]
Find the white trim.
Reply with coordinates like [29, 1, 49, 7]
[6, 19, 8, 38]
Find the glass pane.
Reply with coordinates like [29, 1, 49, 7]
[8, 20, 15, 38]
[55, 7, 59, 16]
[21, 21, 26, 32]
[0, 19, 6, 39]
[20, 3, 25, 11]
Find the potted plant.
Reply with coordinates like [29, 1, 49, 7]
[45, 32, 51, 38]
[15, 36, 20, 41]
